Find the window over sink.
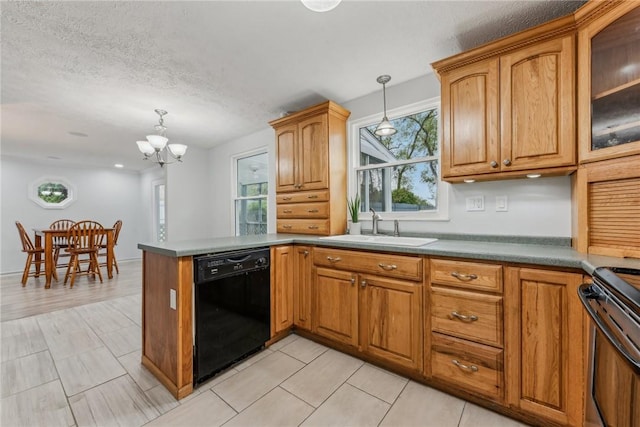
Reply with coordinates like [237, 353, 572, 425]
[350, 98, 449, 220]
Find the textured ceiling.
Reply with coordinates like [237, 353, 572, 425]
[1, 0, 584, 172]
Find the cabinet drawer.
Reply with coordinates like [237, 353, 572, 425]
[276, 190, 329, 203]
[431, 287, 503, 347]
[432, 333, 503, 401]
[314, 247, 422, 281]
[430, 259, 502, 293]
[277, 202, 329, 219]
[277, 219, 330, 235]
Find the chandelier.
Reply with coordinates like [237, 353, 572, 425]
[374, 75, 397, 137]
[136, 109, 187, 167]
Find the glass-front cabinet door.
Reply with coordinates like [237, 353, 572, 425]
[578, 2, 640, 163]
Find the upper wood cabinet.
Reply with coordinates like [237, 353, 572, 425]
[270, 101, 350, 235]
[434, 17, 577, 182]
[577, 1, 640, 163]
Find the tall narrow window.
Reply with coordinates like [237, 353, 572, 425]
[234, 152, 268, 236]
[153, 181, 166, 242]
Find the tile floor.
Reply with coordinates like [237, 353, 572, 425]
[1, 293, 528, 427]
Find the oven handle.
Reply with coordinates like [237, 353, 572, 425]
[578, 283, 640, 374]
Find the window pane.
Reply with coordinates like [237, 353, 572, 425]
[237, 153, 268, 196]
[235, 198, 267, 235]
[235, 151, 268, 236]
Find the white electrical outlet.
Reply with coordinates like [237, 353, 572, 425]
[496, 195, 508, 212]
[466, 196, 485, 211]
[170, 289, 177, 310]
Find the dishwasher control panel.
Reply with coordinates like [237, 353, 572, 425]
[194, 247, 270, 283]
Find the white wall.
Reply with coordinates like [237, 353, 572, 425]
[209, 128, 275, 238]
[1, 156, 146, 274]
[207, 73, 573, 239]
[165, 145, 215, 241]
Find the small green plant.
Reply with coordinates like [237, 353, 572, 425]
[347, 194, 361, 223]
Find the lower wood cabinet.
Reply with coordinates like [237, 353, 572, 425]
[504, 267, 585, 426]
[270, 246, 294, 336]
[293, 246, 313, 330]
[314, 267, 359, 346]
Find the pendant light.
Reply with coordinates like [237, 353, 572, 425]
[136, 109, 188, 167]
[374, 75, 396, 137]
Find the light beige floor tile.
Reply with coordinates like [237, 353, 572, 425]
[380, 381, 465, 427]
[43, 326, 104, 361]
[118, 350, 161, 391]
[1, 317, 48, 362]
[36, 308, 88, 336]
[1, 380, 74, 427]
[233, 348, 273, 371]
[99, 324, 141, 357]
[1, 350, 58, 398]
[267, 332, 299, 351]
[56, 346, 127, 396]
[146, 390, 236, 427]
[301, 383, 390, 427]
[69, 375, 160, 426]
[279, 336, 328, 363]
[75, 302, 136, 335]
[347, 363, 409, 404]
[460, 402, 529, 427]
[281, 348, 363, 407]
[212, 351, 305, 412]
[198, 367, 239, 390]
[107, 295, 142, 326]
[145, 384, 181, 415]
[224, 386, 314, 427]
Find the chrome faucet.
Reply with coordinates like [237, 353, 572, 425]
[370, 208, 382, 235]
[394, 219, 400, 237]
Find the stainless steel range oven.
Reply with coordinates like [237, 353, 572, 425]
[578, 267, 640, 427]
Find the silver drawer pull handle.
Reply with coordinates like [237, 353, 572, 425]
[452, 359, 478, 373]
[307, 209, 319, 213]
[307, 195, 318, 199]
[450, 311, 478, 322]
[282, 197, 292, 200]
[326, 256, 342, 263]
[451, 272, 478, 281]
[282, 225, 292, 229]
[308, 225, 319, 230]
[378, 263, 397, 271]
[283, 209, 292, 213]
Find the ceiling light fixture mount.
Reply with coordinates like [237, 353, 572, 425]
[301, 0, 342, 12]
[374, 75, 397, 137]
[136, 109, 187, 167]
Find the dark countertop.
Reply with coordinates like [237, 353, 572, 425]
[138, 233, 640, 275]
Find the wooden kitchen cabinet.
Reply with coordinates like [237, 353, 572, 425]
[313, 248, 424, 371]
[270, 101, 350, 235]
[293, 245, 313, 331]
[270, 246, 294, 336]
[504, 267, 585, 426]
[434, 19, 577, 182]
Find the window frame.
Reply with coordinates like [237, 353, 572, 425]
[348, 97, 449, 221]
[231, 148, 269, 236]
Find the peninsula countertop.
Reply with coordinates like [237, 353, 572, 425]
[138, 233, 640, 275]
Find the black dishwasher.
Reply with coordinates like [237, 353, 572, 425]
[193, 247, 271, 385]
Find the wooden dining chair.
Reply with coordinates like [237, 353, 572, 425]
[97, 219, 122, 274]
[50, 219, 75, 270]
[15, 221, 57, 286]
[64, 220, 104, 288]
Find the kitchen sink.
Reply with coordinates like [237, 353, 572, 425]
[319, 234, 438, 247]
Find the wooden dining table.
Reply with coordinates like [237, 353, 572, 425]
[33, 227, 115, 289]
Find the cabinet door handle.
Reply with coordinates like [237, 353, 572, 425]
[308, 225, 319, 230]
[452, 359, 478, 373]
[450, 311, 479, 322]
[283, 209, 293, 213]
[378, 263, 397, 271]
[451, 272, 478, 281]
[361, 280, 367, 288]
[282, 196, 292, 201]
[282, 225, 292, 229]
[307, 209, 319, 213]
[490, 160, 498, 168]
[299, 250, 309, 256]
[326, 256, 342, 263]
[307, 195, 318, 199]
[503, 159, 511, 166]
[350, 276, 356, 286]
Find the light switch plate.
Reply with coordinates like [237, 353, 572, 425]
[466, 196, 485, 211]
[170, 289, 177, 310]
[496, 195, 508, 212]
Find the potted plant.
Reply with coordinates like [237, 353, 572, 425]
[347, 194, 361, 235]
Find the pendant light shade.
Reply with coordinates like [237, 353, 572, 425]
[136, 109, 188, 167]
[374, 75, 396, 137]
[301, 0, 341, 12]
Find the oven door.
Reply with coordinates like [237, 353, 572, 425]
[579, 282, 640, 427]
